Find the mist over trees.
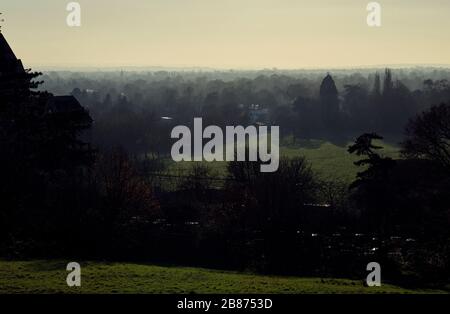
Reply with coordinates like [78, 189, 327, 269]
[38, 67, 450, 154]
[2, 62, 450, 287]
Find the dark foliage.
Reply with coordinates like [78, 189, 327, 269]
[1, 46, 449, 287]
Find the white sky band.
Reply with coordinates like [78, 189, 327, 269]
[2, 0, 450, 68]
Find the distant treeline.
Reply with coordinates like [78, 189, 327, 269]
[1, 67, 449, 288]
[40, 68, 450, 154]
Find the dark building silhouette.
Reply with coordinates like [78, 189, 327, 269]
[0, 32, 25, 75]
[0, 32, 84, 114]
[319, 73, 340, 130]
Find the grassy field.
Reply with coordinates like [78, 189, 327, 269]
[0, 141, 405, 294]
[280, 139, 400, 182]
[0, 260, 445, 294]
[168, 139, 400, 184]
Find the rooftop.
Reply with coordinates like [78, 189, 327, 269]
[0, 33, 25, 74]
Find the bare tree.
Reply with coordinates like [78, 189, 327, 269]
[401, 103, 450, 170]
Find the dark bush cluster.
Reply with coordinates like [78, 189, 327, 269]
[1, 66, 450, 288]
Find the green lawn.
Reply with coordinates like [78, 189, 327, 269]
[0, 260, 445, 294]
[280, 139, 399, 182]
[167, 139, 400, 184]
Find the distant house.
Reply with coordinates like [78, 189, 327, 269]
[248, 104, 269, 124]
[45, 95, 86, 114]
[0, 32, 85, 115]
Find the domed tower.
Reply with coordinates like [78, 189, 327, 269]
[319, 73, 340, 128]
[320, 74, 338, 98]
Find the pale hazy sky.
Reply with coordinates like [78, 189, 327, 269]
[1, 0, 450, 69]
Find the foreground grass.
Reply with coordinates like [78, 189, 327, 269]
[0, 260, 444, 294]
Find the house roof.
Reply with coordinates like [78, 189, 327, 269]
[0, 33, 25, 74]
[46, 96, 85, 114]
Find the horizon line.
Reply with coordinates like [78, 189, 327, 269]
[28, 63, 450, 72]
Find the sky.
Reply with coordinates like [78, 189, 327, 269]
[1, 0, 450, 69]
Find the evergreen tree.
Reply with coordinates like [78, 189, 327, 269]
[0, 31, 93, 246]
[373, 72, 381, 98]
[383, 68, 393, 96]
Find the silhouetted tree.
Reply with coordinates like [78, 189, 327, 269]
[383, 68, 394, 96]
[402, 103, 450, 171]
[373, 72, 381, 98]
[348, 133, 396, 233]
[342, 84, 370, 132]
[292, 96, 321, 139]
[0, 32, 93, 252]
